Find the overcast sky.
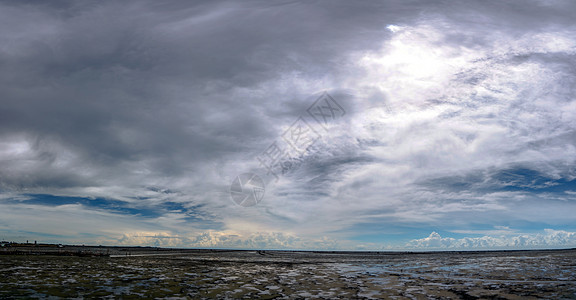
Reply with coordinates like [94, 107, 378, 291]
[1, 0, 576, 250]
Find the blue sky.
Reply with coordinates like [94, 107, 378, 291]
[1, 0, 576, 250]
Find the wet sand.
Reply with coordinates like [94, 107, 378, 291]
[1, 248, 575, 299]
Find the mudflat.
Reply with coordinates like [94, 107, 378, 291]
[1, 248, 575, 299]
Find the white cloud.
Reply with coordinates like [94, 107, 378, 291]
[407, 229, 576, 250]
[116, 230, 341, 250]
[386, 24, 404, 33]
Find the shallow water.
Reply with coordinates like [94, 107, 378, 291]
[1, 249, 575, 299]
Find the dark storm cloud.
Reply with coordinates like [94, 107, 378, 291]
[0, 0, 420, 192]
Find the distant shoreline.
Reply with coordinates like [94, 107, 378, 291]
[1, 242, 575, 257]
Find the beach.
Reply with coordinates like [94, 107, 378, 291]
[1, 248, 575, 299]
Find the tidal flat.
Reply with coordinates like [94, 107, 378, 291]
[1, 249, 575, 299]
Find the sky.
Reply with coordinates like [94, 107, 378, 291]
[1, 0, 576, 250]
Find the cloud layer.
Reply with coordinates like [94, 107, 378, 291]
[408, 230, 576, 250]
[1, 0, 576, 249]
